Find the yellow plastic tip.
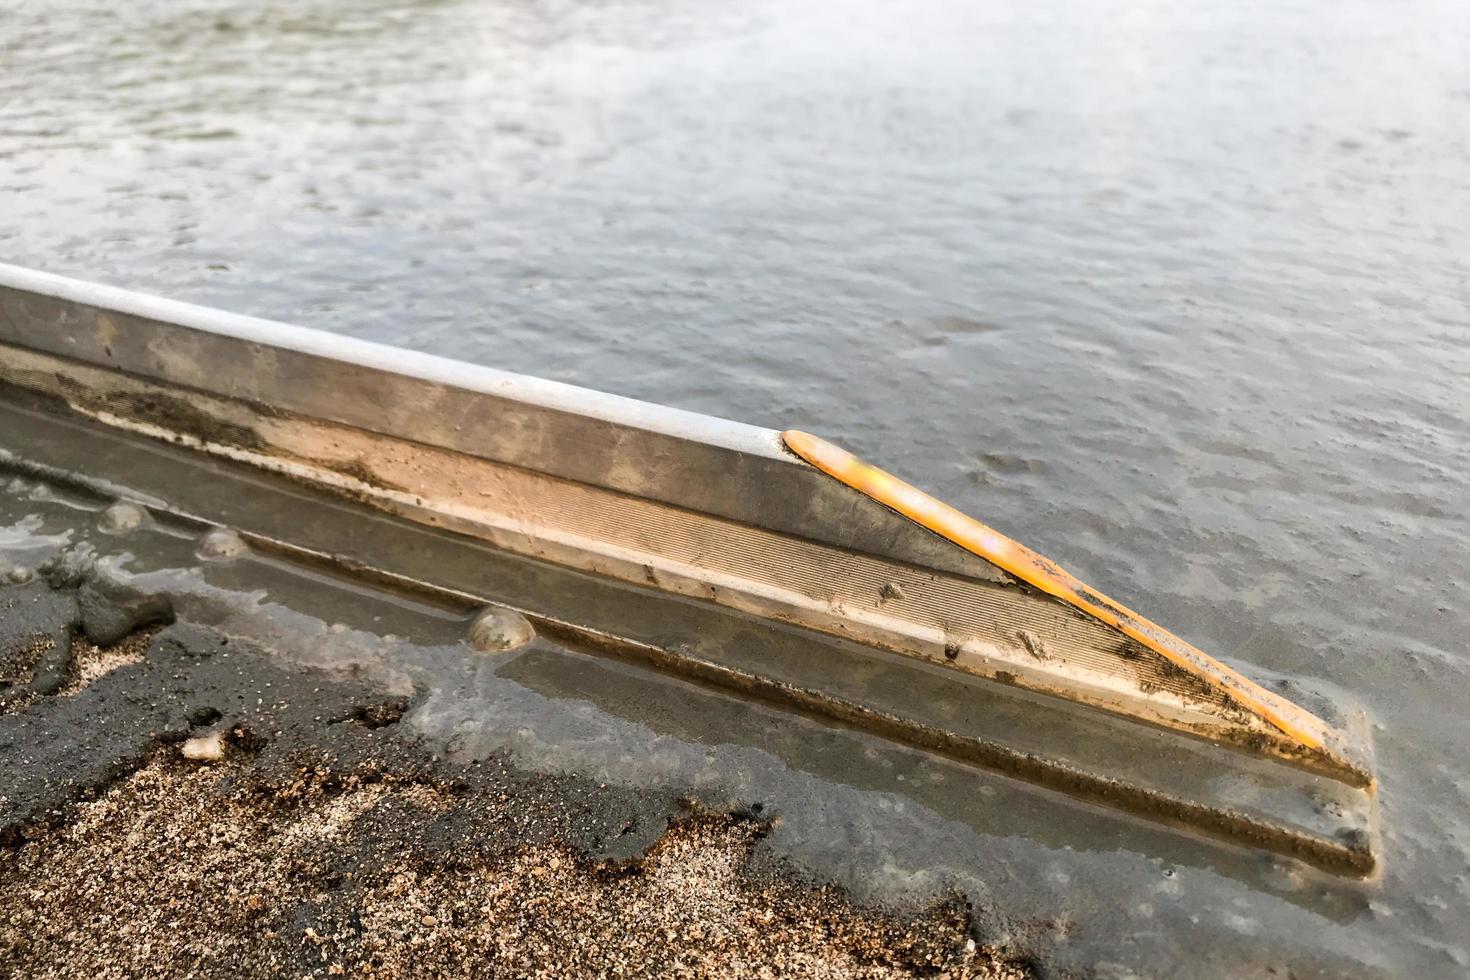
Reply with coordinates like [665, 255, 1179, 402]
[782, 429, 1334, 753]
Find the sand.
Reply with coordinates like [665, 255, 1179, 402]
[0, 578, 1033, 980]
[0, 753, 1028, 980]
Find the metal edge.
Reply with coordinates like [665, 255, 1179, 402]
[0, 264, 1372, 791]
[0, 262, 1008, 583]
[0, 355, 1260, 744]
[0, 429, 1379, 876]
[783, 429, 1363, 782]
[0, 261, 773, 453]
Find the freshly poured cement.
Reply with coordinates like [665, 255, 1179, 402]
[3, 0, 1468, 976]
[0, 460, 1411, 978]
[0, 540, 1028, 979]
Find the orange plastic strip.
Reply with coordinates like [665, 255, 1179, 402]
[783, 430, 1333, 752]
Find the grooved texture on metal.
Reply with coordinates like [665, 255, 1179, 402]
[0, 264, 1373, 782]
[0, 262, 1006, 583]
[0, 403, 1377, 875]
[1, 339, 1258, 744]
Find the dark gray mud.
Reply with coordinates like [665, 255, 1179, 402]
[0, 415, 1420, 979]
[0, 572, 1030, 979]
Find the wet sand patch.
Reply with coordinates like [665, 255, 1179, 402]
[0, 756, 1027, 979]
[0, 577, 1032, 979]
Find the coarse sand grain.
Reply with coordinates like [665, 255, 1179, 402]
[0, 756, 1031, 980]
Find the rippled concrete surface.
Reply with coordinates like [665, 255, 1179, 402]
[3, 0, 1469, 975]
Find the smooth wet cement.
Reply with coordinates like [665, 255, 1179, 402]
[0, 450, 1416, 978]
[3, 0, 1468, 976]
[0, 534, 1029, 979]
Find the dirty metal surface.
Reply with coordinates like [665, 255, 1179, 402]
[0, 267, 1370, 788]
[0, 261, 990, 581]
[0, 404, 1392, 979]
[0, 395, 1378, 876]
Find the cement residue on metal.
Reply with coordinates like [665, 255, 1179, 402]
[467, 605, 536, 653]
[196, 527, 248, 562]
[98, 500, 146, 534]
[0, 475, 1396, 978]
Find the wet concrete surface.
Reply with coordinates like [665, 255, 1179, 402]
[0, 448, 1407, 979]
[0, 394, 1379, 879]
[0, 570, 1026, 979]
[3, 0, 1469, 975]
